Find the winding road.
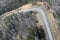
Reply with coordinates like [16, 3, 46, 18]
[21, 7, 54, 40]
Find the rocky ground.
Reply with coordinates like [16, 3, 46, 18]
[49, 0, 60, 31]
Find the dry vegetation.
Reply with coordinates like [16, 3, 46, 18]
[0, 11, 46, 40]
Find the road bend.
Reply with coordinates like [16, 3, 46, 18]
[20, 7, 54, 40]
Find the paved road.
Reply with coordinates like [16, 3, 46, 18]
[21, 7, 54, 40]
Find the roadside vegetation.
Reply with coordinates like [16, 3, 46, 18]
[58, 23, 60, 31]
[26, 26, 46, 40]
[58, 23, 60, 27]
[46, 0, 50, 4]
[53, 13, 56, 18]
